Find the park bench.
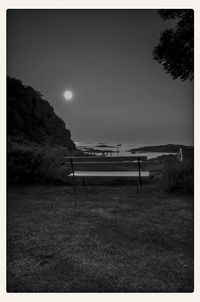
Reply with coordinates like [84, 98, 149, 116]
[65, 156, 150, 191]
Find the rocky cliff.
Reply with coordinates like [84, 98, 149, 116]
[7, 77, 75, 150]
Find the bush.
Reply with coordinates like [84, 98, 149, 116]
[163, 160, 194, 195]
[7, 144, 41, 184]
[7, 139, 75, 184]
[36, 146, 72, 184]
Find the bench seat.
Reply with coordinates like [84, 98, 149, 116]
[69, 171, 150, 177]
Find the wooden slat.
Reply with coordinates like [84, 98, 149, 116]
[66, 162, 146, 172]
[64, 156, 147, 162]
[68, 171, 150, 177]
[65, 161, 146, 168]
[65, 161, 146, 163]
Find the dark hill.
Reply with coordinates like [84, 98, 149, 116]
[7, 77, 75, 150]
[129, 144, 193, 159]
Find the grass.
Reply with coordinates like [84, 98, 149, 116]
[7, 182, 193, 292]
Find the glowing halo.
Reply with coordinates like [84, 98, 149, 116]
[64, 90, 73, 101]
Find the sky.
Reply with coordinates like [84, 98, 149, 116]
[7, 10, 193, 145]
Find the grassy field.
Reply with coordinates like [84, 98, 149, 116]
[7, 182, 193, 292]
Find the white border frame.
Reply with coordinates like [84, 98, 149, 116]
[1, 1, 199, 301]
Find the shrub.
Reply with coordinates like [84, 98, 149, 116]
[163, 160, 194, 195]
[7, 139, 74, 184]
[7, 148, 42, 184]
[36, 146, 72, 184]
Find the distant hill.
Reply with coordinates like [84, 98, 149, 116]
[129, 144, 194, 159]
[7, 77, 75, 150]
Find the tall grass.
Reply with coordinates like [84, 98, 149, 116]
[163, 160, 194, 195]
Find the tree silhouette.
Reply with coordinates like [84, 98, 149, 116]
[153, 9, 194, 81]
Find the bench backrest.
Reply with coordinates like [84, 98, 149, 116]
[65, 156, 147, 162]
[64, 156, 147, 173]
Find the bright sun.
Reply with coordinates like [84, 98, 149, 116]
[64, 90, 73, 101]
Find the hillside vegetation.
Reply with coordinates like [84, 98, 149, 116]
[7, 77, 79, 184]
[7, 77, 75, 149]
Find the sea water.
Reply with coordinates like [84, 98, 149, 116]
[75, 142, 177, 159]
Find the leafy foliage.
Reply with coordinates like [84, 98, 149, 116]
[153, 9, 194, 81]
